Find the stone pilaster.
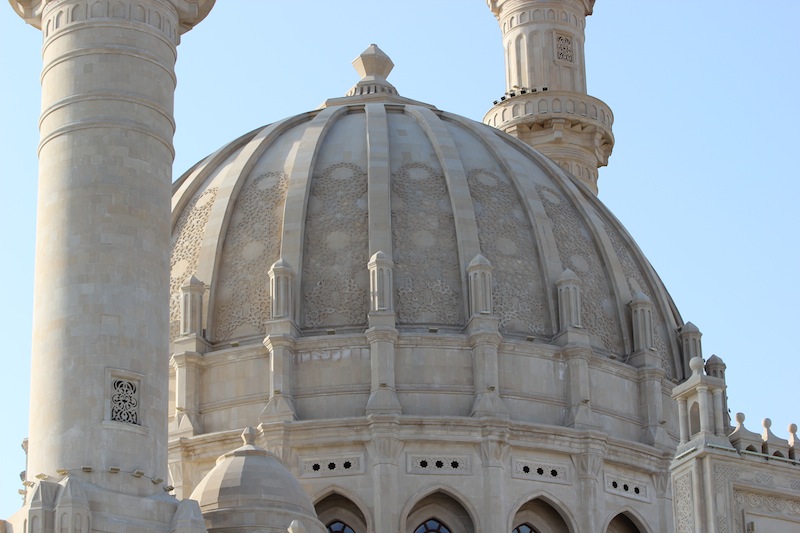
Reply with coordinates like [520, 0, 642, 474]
[261, 334, 298, 422]
[170, 352, 203, 436]
[466, 255, 509, 417]
[366, 252, 401, 415]
[571, 447, 605, 533]
[366, 417, 403, 533]
[478, 428, 510, 532]
[262, 258, 300, 422]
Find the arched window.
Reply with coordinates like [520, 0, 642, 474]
[414, 519, 452, 533]
[513, 525, 538, 533]
[327, 521, 355, 533]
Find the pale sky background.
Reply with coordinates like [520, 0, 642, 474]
[1, 1, 797, 519]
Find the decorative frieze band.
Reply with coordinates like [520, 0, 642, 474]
[42, 1, 179, 43]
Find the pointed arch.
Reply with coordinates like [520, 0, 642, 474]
[312, 485, 373, 533]
[507, 491, 578, 533]
[602, 507, 652, 533]
[400, 484, 480, 533]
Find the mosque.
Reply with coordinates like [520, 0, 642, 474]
[3, 1, 800, 532]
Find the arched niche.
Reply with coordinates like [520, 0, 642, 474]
[402, 489, 476, 533]
[689, 401, 700, 436]
[510, 495, 575, 533]
[315, 491, 369, 533]
[606, 512, 645, 533]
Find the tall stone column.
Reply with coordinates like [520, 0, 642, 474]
[484, 0, 614, 193]
[10, 0, 213, 529]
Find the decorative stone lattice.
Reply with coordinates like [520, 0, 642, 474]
[467, 169, 547, 335]
[557, 35, 574, 62]
[407, 455, 471, 475]
[674, 472, 694, 533]
[536, 186, 621, 353]
[300, 455, 364, 478]
[214, 172, 288, 340]
[392, 163, 463, 326]
[110, 379, 139, 425]
[302, 163, 369, 329]
[604, 474, 649, 502]
[512, 459, 569, 485]
[603, 220, 671, 376]
[170, 187, 218, 340]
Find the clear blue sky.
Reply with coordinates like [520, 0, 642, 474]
[1, 1, 797, 518]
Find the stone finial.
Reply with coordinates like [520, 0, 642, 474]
[630, 291, 654, 353]
[689, 357, 705, 377]
[347, 44, 399, 97]
[467, 254, 493, 317]
[680, 322, 703, 361]
[268, 259, 295, 320]
[287, 520, 307, 533]
[241, 427, 257, 446]
[368, 251, 394, 313]
[789, 423, 798, 460]
[353, 44, 394, 79]
[556, 269, 582, 331]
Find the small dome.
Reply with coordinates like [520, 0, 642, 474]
[190, 428, 322, 532]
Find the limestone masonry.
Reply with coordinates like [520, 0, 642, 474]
[4, 1, 798, 532]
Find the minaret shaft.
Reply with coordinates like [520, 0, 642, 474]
[11, 3, 214, 524]
[484, 0, 614, 193]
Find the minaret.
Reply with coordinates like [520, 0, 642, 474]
[8, 1, 214, 531]
[484, 0, 614, 193]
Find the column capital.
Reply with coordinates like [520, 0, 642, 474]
[11, 0, 215, 33]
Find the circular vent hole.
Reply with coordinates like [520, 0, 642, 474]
[328, 462, 336, 470]
[435, 460, 444, 468]
[312, 463, 321, 471]
[450, 461, 459, 469]
[523, 466, 531, 474]
[420, 460, 428, 468]
[343, 461, 352, 469]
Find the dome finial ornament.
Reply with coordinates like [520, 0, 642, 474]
[346, 44, 399, 97]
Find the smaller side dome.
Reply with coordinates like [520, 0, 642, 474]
[190, 428, 323, 532]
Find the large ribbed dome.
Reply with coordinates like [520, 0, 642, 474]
[169, 46, 686, 379]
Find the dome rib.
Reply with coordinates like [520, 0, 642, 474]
[445, 113, 561, 333]
[581, 193, 684, 377]
[203, 115, 315, 341]
[548, 163, 631, 355]
[365, 103, 393, 258]
[280, 105, 351, 326]
[405, 105, 482, 319]
[171, 127, 260, 229]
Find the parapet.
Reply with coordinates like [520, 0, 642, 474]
[729, 413, 799, 462]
